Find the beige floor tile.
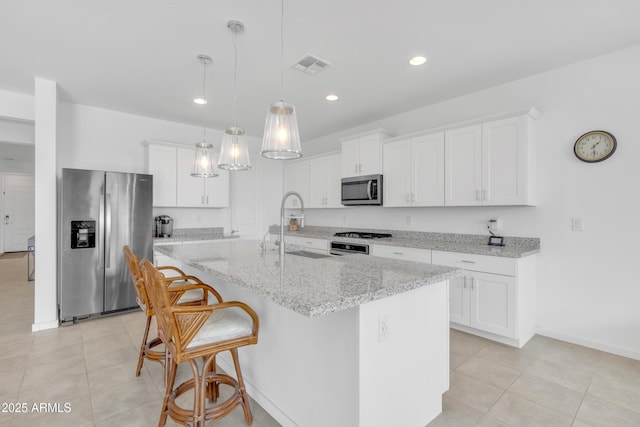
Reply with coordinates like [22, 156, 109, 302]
[450, 351, 468, 371]
[525, 357, 595, 392]
[575, 395, 640, 426]
[538, 339, 603, 367]
[455, 357, 522, 390]
[22, 355, 87, 389]
[87, 359, 145, 392]
[426, 395, 483, 427]
[82, 330, 136, 356]
[445, 372, 505, 413]
[519, 334, 554, 356]
[475, 342, 537, 371]
[450, 330, 492, 357]
[509, 374, 583, 416]
[28, 341, 85, 365]
[587, 370, 640, 413]
[91, 376, 161, 422]
[475, 414, 514, 426]
[94, 400, 161, 427]
[85, 345, 139, 373]
[487, 392, 573, 427]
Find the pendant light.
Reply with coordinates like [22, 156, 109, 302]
[218, 21, 251, 171]
[191, 54, 218, 178]
[260, 0, 302, 160]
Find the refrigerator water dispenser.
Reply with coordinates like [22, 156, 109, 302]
[71, 220, 96, 249]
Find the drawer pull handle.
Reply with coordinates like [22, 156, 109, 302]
[461, 260, 476, 264]
[393, 252, 404, 255]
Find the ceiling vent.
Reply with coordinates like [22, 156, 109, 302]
[292, 54, 330, 75]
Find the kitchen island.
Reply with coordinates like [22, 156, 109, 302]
[154, 240, 460, 427]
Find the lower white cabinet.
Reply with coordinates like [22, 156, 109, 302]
[284, 235, 329, 254]
[370, 244, 432, 263]
[432, 250, 536, 348]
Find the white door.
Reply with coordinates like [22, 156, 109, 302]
[358, 134, 382, 176]
[2, 173, 35, 252]
[325, 154, 343, 208]
[340, 138, 360, 177]
[448, 274, 470, 326]
[308, 156, 328, 208]
[176, 147, 205, 207]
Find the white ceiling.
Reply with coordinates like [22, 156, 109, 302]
[1, 0, 640, 144]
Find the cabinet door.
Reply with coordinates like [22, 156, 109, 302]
[148, 145, 177, 206]
[469, 271, 517, 338]
[412, 132, 445, 206]
[482, 116, 529, 205]
[444, 125, 482, 206]
[358, 134, 382, 176]
[283, 160, 309, 208]
[382, 139, 412, 207]
[341, 138, 360, 177]
[308, 157, 328, 208]
[325, 154, 343, 208]
[449, 274, 470, 326]
[176, 147, 206, 207]
[204, 153, 229, 207]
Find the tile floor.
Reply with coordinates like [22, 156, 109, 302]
[1, 255, 639, 426]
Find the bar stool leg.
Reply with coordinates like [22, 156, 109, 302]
[136, 315, 153, 376]
[231, 348, 253, 424]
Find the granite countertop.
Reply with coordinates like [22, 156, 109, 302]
[153, 227, 239, 244]
[154, 240, 460, 317]
[275, 226, 540, 258]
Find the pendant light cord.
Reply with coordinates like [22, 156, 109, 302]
[232, 26, 238, 127]
[280, 0, 284, 101]
[201, 59, 207, 142]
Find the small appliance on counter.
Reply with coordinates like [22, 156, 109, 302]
[155, 215, 174, 237]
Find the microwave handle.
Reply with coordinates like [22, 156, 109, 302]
[367, 180, 373, 199]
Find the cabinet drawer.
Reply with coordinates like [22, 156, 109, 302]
[286, 236, 328, 253]
[371, 245, 431, 263]
[432, 250, 516, 276]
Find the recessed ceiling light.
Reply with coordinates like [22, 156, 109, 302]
[193, 98, 207, 105]
[408, 56, 427, 66]
[325, 94, 339, 101]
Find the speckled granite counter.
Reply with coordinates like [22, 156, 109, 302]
[153, 239, 460, 317]
[272, 226, 540, 258]
[153, 227, 239, 244]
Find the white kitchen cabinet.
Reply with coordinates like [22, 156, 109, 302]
[383, 132, 444, 207]
[283, 160, 309, 208]
[175, 147, 229, 208]
[340, 129, 394, 177]
[284, 235, 328, 254]
[371, 244, 431, 263]
[308, 154, 342, 208]
[432, 250, 536, 347]
[444, 113, 536, 206]
[145, 141, 229, 208]
[146, 143, 177, 207]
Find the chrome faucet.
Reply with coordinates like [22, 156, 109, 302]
[280, 191, 305, 258]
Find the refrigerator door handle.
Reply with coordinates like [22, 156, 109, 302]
[105, 194, 112, 268]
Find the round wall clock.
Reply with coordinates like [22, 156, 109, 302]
[573, 130, 617, 163]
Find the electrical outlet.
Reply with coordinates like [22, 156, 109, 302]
[378, 314, 390, 342]
[571, 217, 584, 231]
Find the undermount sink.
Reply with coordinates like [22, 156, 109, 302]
[286, 250, 332, 259]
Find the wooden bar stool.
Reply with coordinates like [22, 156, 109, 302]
[141, 259, 259, 427]
[123, 245, 222, 377]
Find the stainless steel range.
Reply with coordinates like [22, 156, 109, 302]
[330, 231, 392, 255]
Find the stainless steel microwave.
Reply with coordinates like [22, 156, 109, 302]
[341, 174, 383, 205]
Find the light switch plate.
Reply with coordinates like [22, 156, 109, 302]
[571, 217, 584, 231]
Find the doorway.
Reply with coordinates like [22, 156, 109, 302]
[2, 173, 35, 252]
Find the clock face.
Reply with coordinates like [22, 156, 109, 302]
[574, 130, 617, 163]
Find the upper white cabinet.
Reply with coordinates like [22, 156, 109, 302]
[283, 160, 309, 209]
[308, 154, 342, 208]
[176, 147, 229, 208]
[383, 132, 445, 207]
[444, 113, 536, 206]
[144, 141, 229, 208]
[146, 143, 177, 207]
[340, 129, 394, 177]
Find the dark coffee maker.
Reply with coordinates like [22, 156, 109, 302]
[154, 215, 173, 237]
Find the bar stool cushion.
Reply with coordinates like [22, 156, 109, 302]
[187, 306, 254, 349]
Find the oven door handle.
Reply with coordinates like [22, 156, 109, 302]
[367, 180, 373, 200]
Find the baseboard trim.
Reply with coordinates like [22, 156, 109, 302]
[536, 328, 640, 361]
[31, 319, 59, 332]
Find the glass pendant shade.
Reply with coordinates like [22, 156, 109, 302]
[218, 126, 251, 171]
[191, 142, 218, 177]
[261, 101, 302, 160]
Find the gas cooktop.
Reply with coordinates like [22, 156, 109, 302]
[333, 231, 393, 239]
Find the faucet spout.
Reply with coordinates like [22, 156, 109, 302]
[280, 191, 305, 258]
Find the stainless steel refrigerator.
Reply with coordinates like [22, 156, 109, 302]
[58, 168, 153, 324]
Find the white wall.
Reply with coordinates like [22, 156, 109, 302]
[301, 44, 640, 359]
